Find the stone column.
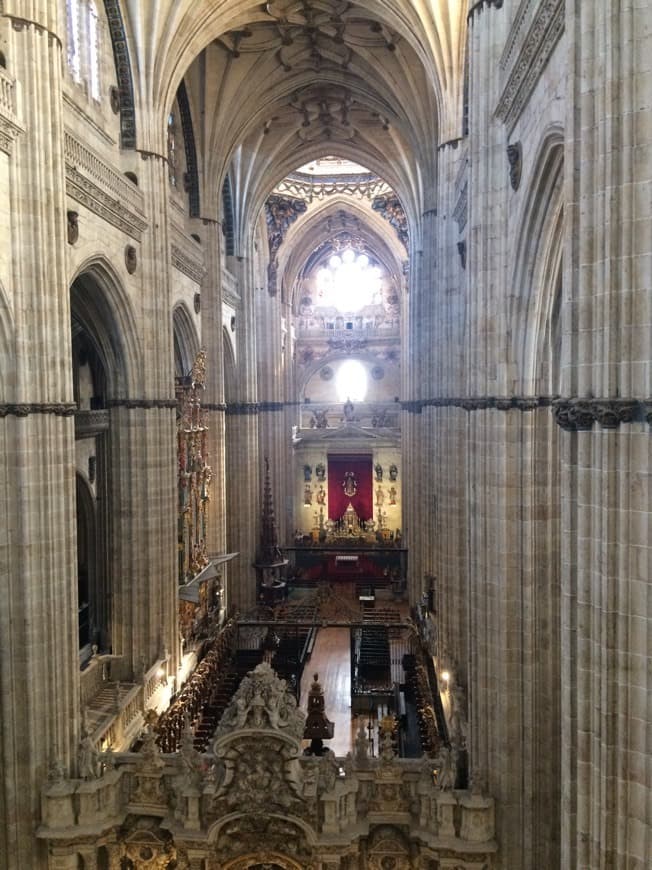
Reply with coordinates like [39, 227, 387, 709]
[561, 2, 652, 867]
[0, 4, 78, 867]
[200, 218, 228, 605]
[225, 249, 260, 612]
[107, 150, 178, 676]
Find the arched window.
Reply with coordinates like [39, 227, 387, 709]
[88, 2, 101, 101]
[167, 111, 178, 186]
[66, 0, 102, 102]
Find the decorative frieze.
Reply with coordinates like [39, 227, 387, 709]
[402, 396, 555, 413]
[106, 398, 178, 410]
[171, 243, 206, 285]
[495, 0, 564, 131]
[402, 396, 649, 428]
[0, 402, 76, 417]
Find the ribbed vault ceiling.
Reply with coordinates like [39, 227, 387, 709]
[123, 0, 469, 231]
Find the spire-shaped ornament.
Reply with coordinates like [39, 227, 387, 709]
[303, 672, 335, 756]
[254, 457, 289, 605]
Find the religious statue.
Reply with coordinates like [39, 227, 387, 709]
[343, 471, 357, 497]
[389, 486, 397, 505]
[315, 462, 326, 481]
[389, 463, 398, 481]
[376, 486, 385, 506]
[374, 462, 383, 481]
[78, 731, 100, 780]
[304, 484, 312, 505]
[303, 464, 312, 481]
[316, 485, 326, 505]
[343, 398, 355, 421]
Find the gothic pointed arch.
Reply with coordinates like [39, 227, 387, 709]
[0, 280, 15, 404]
[511, 126, 564, 394]
[177, 79, 200, 216]
[70, 257, 142, 399]
[173, 302, 200, 379]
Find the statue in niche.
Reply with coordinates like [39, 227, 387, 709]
[389, 486, 397, 505]
[303, 464, 312, 481]
[316, 485, 326, 505]
[376, 486, 385, 506]
[389, 463, 398, 481]
[343, 471, 357, 498]
[304, 484, 312, 505]
[374, 462, 383, 481]
[343, 398, 355, 421]
[315, 462, 326, 481]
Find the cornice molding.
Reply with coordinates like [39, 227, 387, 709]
[495, 0, 564, 132]
[0, 402, 76, 417]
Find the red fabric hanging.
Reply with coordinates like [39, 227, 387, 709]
[327, 454, 373, 521]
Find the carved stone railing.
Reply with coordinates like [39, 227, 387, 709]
[80, 657, 170, 751]
[64, 131, 144, 214]
[39, 753, 496, 868]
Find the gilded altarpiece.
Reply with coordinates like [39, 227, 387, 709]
[177, 352, 213, 634]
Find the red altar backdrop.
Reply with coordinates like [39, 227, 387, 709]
[327, 454, 373, 521]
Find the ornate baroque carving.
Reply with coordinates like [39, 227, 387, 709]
[371, 194, 409, 248]
[495, 0, 565, 131]
[215, 662, 305, 741]
[265, 195, 308, 295]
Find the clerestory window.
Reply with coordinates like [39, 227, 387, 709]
[66, 0, 101, 101]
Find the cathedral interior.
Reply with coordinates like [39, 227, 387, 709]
[0, 1, 650, 868]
